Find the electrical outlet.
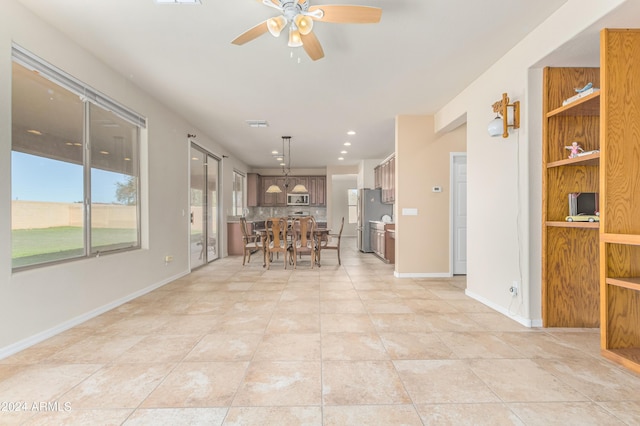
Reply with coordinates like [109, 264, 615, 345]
[509, 281, 519, 296]
[164, 255, 173, 263]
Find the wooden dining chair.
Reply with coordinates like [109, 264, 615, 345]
[240, 217, 260, 266]
[319, 216, 344, 265]
[291, 216, 317, 269]
[265, 217, 289, 269]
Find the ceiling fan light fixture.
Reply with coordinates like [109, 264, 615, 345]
[288, 26, 303, 47]
[267, 16, 288, 37]
[294, 15, 313, 35]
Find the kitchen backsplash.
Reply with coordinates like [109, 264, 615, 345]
[237, 206, 327, 222]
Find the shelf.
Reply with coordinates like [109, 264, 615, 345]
[601, 233, 640, 245]
[607, 277, 640, 291]
[547, 152, 600, 168]
[546, 221, 599, 229]
[546, 91, 600, 117]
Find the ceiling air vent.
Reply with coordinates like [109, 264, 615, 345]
[246, 120, 269, 128]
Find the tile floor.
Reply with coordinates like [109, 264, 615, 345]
[2, 237, 640, 425]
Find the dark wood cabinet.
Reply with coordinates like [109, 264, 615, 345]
[308, 176, 326, 206]
[247, 173, 260, 207]
[375, 155, 395, 204]
[257, 175, 326, 207]
[227, 221, 252, 255]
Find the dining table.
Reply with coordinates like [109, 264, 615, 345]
[254, 224, 331, 267]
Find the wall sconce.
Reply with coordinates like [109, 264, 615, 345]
[488, 92, 520, 138]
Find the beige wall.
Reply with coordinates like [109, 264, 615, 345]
[395, 115, 466, 276]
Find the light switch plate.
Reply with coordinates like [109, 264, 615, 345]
[402, 208, 418, 216]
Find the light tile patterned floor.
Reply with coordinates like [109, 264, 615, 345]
[2, 237, 640, 425]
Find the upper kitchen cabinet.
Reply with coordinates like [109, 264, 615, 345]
[308, 176, 326, 206]
[254, 175, 326, 207]
[375, 154, 395, 204]
[247, 173, 260, 207]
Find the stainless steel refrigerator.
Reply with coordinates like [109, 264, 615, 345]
[357, 188, 393, 252]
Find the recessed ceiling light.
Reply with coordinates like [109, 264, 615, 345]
[99, 150, 109, 155]
[280, 162, 286, 166]
[73, 142, 82, 146]
[124, 157, 131, 161]
[338, 157, 344, 161]
[341, 150, 347, 154]
[276, 157, 283, 161]
[27, 129, 42, 135]
[65, 142, 73, 146]
[347, 130, 356, 135]
[271, 150, 278, 154]
[344, 142, 351, 146]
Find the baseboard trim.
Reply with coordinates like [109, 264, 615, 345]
[0, 270, 189, 360]
[394, 271, 453, 278]
[465, 289, 539, 328]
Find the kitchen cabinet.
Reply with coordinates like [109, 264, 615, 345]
[385, 224, 395, 264]
[257, 175, 326, 207]
[308, 176, 326, 206]
[227, 221, 252, 255]
[370, 221, 387, 261]
[247, 173, 260, 207]
[261, 176, 287, 206]
[375, 155, 395, 204]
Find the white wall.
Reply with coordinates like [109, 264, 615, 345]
[330, 176, 358, 237]
[0, 0, 249, 355]
[434, 0, 630, 326]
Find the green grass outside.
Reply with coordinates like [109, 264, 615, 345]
[12, 226, 137, 268]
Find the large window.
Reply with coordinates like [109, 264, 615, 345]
[11, 46, 145, 270]
[232, 171, 246, 216]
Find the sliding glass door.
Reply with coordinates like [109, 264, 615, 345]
[190, 143, 219, 267]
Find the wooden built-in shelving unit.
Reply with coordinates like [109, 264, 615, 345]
[599, 29, 640, 374]
[542, 66, 601, 328]
[543, 29, 640, 374]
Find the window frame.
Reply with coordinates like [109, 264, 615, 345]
[11, 44, 146, 271]
[232, 170, 246, 217]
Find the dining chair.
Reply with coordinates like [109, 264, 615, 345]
[291, 216, 317, 269]
[240, 217, 260, 266]
[265, 217, 289, 270]
[319, 216, 344, 265]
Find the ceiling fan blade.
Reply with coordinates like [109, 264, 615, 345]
[301, 31, 324, 61]
[231, 20, 269, 45]
[261, 0, 283, 11]
[309, 5, 382, 23]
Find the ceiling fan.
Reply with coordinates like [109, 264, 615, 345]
[231, 0, 382, 61]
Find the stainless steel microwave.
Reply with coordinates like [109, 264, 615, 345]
[287, 193, 309, 206]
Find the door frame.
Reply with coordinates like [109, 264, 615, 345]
[449, 152, 467, 276]
[189, 141, 221, 270]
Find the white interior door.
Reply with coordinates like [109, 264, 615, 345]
[452, 154, 467, 275]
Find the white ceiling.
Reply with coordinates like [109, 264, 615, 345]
[16, 0, 571, 169]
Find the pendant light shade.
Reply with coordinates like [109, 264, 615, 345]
[266, 184, 282, 193]
[291, 184, 308, 193]
[266, 136, 306, 194]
